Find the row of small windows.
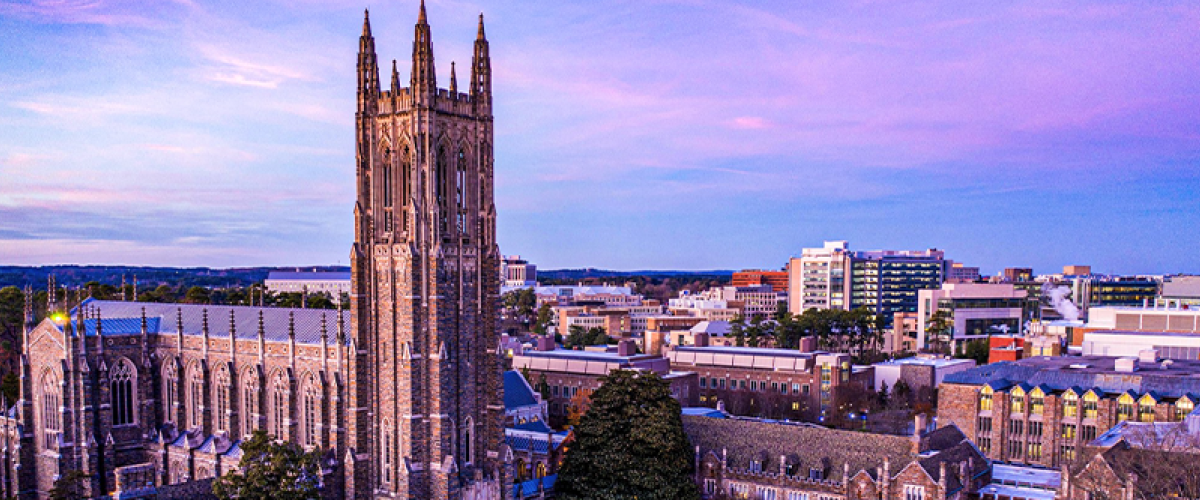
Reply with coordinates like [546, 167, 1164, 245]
[980, 386, 1196, 422]
[699, 377, 810, 395]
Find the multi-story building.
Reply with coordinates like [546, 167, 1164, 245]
[667, 292, 739, 321]
[554, 301, 663, 338]
[1062, 265, 1092, 277]
[788, 240, 853, 313]
[916, 283, 1033, 350]
[664, 344, 868, 421]
[1001, 268, 1034, 283]
[732, 270, 789, 293]
[0, 8, 508, 499]
[937, 355, 1200, 469]
[644, 315, 706, 355]
[263, 270, 351, 297]
[509, 339, 698, 425]
[945, 262, 981, 283]
[500, 255, 538, 288]
[686, 414, 991, 500]
[871, 355, 976, 394]
[527, 285, 642, 307]
[1161, 275, 1200, 308]
[789, 241, 947, 329]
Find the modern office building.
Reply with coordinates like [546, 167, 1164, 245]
[916, 283, 1033, 349]
[789, 241, 947, 329]
[945, 262, 981, 283]
[1161, 275, 1200, 308]
[263, 270, 351, 297]
[731, 270, 789, 293]
[1001, 268, 1034, 283]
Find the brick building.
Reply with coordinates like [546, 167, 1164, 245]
[937, 355, 1200, 470]
[685, 415, 990, 499]
[732, 270, 789, 293]
[0, 6, 507, 499]
[664, 345, 870, 421]
[509, 339, 698, 426]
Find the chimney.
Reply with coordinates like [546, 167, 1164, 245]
[617, 339, 635, 357]
[799, 336, 817, 353]
[716, 400, 725, 413]
[694, 332, 710, 347]
[536, 335, 555, 352]
[912, 413, 928, 452]
[1138, 349, 1158, 363]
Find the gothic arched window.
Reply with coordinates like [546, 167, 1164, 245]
[302, 373, 320, 447]
[270, 371, 289, 439]
[401, 144, 411, 231]
[39, 370, 60, 448]
[456, 148, 467, 235]
[241, 368, 260, 438]
[382, 419, 394, 487]
[111, 358, 136, 426]
[437, 145, 449, 234]
[214, 366, 231, 433]
[463, 416, 474, 465]
[187, 364, 205, 429]
[162, 363, 179, 424]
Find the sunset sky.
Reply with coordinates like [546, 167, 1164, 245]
[1, 0, 1198, 274]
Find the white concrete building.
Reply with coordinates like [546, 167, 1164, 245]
[871, 355, 977, 393]
[916, 283, 1029, 349]
[264, 270, 351, 297]
[788, 240, 852, 313]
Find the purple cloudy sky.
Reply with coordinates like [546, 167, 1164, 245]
[1, 0, 1198, 275]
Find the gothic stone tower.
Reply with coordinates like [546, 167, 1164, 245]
[347, 3, 504, 499]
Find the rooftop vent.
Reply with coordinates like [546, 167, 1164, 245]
[1115, 357, 1138, 373]
[1138, 349, 1159, 363]
[1068, 364, 1091, 370]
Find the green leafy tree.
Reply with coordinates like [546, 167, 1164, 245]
[956, 338, 990, 365]
[212, 430, 323, 500]
[184, 286, 211, 305]
[926, 309, 953, 354]
[49, 469, 90, 500]
[556, 370, 699, 500]
[730, 315, 746, 347]
[533, 303, 554, 335]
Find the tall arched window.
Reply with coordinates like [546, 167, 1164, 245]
[302, 373, 320, 447]
[381, 419, 393, 487]
[187, 364, 205, 429]
[214, 366, 231, 433]
[400, 144, 411, 231]
[241, 368, 260, 438]
[456, 148, 467, 235]
[162, 364, 179, 424]
[437, 145, 449, 234]
[270, 371, 289, 439]
[463, 417, 474, 465]
[39, 370, 60, 448]
[111, 358, 136, 426]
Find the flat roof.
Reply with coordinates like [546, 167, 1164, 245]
[1085, 330, 1200, 338]
[266, 271, 351, 281]
[518, 348, 656, 363]
[874, 356, 976, 368]
[992, 463, 1061, 488]
[672, 345, 824, 359]
[943, 356, 1200, 398]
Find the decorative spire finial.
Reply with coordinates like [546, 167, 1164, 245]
[477, 12, 486, 40]
[418, 0, 427, 24]
[362, 8, 372, 37]
[450, 61, 457, 94]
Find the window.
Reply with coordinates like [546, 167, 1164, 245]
[802, 384, 810, 395]
[303, 374, 320, 447]
[977, 417, 992, 432]
[740, 380, 746, 390]
[1177, 398, 1195, 420]
[187, 364, 205, 428]
[382, 420, 393, 486]
[163, 364, 179, 424]
[1007, 440, 1022, 458]
[758, 487, 776, 500]
[39, 370, 60, 448]
[553, 385, 559, 397]
[731, 483, 750, 498]
[704, 478, 717, 494]
[979, 387, 993, 411]
[241, 369, 260, 437]
[1063, 392, 1078, 418]
[978, 437, 991, 453]
[750, 381, 758, 391]
[1061, 424, 1076, 440]
[1010, 392, 1025, 414]
[1083, 392, 1099, 418]
[1082, 425, 1097, 442]
[699, 377, 707, 388]
[787, 492, 808, 500]
[464, 417, 475, 464]
[1028, 421, 1043, 437]
[1027, 442, 1042, 461]
[903, 485, 925, 500]
[535, 462, 547, 479]
[1060, 445, 1075, 462]
[111, 358, 136, 426]
[750, 460, 763, 473]
[1008, 419, 1023, 435]
[791, 402, 801, 411]
[720, 378, 726, 389]
[1030, 389, 1045, 414]
[792, 383, 800, 394]
[1117, 395, 1135, 422]
[270, 371, 289, 438]
[214, 367, 230, 433]
[1139, 396, 1156, 422]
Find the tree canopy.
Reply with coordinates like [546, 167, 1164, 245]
[212, 430, 324, 500]
[556, 370, 699, 500]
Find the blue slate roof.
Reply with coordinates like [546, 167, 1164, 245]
[511, 420, 553, 433]
[943, 357, 1200, 399]
[505, 434, 553, 455]
[512, 474, 556, 498]
[681, 407, 727, 419]
[503, 370, 539, 410]
[68, 299, 350, 346]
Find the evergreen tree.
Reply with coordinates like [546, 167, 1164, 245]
[730, 315, 746, 347]
[556, 370, 700, 500]
[212, 430, 323, 500]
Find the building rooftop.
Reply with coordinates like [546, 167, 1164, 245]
[503, 370, 540, 411]
[65, 299, 349, 345]
[942, 356, 1200, 399]
[874, 356, 977, 368]
[266, 271, 351, 281]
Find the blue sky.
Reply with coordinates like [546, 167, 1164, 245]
[1, 0, 1198, 275]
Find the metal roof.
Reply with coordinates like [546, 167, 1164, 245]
[68, 299, 349, 346]
[266, 271, 351, 281]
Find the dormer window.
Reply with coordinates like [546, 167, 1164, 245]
[749, 460, 763, 473]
